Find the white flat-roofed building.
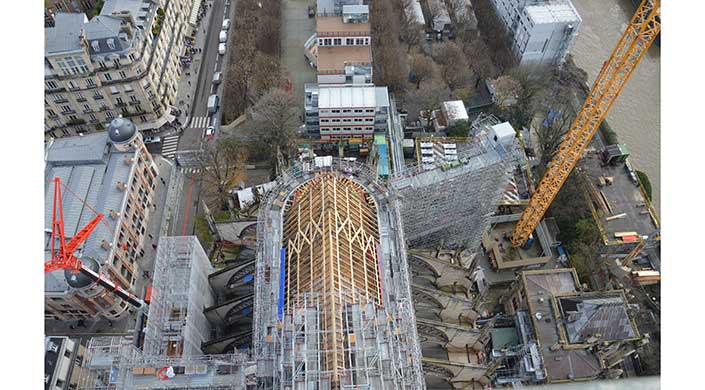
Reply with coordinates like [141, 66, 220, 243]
[304, 84, 389, 141]
[490, 0, 581, 67]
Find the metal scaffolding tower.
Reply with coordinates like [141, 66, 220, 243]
[143, 236, 216, 358]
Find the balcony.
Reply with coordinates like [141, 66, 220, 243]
[76, 97, 87, 102]
[129, 101, 142, 106]
[116, 102, 127, 107]
[66, 118, 86, 126]
[53, 98, 68, 104]
[83, 108, 94, 114]
[94, 95, 105, 100]
[61, 109, 76, 115]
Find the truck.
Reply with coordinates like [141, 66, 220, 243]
[207, 94, 219, 114]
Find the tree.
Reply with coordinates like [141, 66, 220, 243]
[196, 137, 247, 212]
[536, 107, 572, 172]
[250, 53, 284, 101]
[398, 0, 421, 52]
[445, 119, 470, 137]
[410, 53, 437, 89]
[250, 88, 300, 169]
[463, 33, 496, 80]
[433, 42, 469, 92]
[405, 81, 450, 129]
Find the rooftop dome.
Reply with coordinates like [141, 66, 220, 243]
[107, 117, 137, 144]
[64, 256, 99, 289]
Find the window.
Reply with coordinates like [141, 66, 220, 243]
[67, 80, 77, 90]
[98, 61, 107, 70]
[47, 109, 57, 117]
[86, 78, 96, 88]
[106, 111, 114, 119]
[110, 86, 119, 94]
[64, 349, 72, 358]
[355, 38, 364, 45]
[124, 84, 134, 92]
[76, 92, 85, 101]
[365, 109, 374, 113]
[346, 38, 354, 45]
[104, 73, 112, 81]
[89, 113, 97, 121]
[354, 109, 363, 113]
[76, 57, 89, 73]
[135, 104, 143, 112]
[343, 109, 351, 113]
[83, 104, 91, 112]
[56, 379, 65, 387]
[324, 38, 331, 46]
[93, 92, 104, 100]
[333, 38, 341, 45]
[53, 94, 65, 103]
[116, 97, 124, 104]
[56, 59, 70, 75]
[140, 115, 147, 122]
[119, 71, 127, 79]
[364, 38, 369, 45]
[129, 95, 138, 103]
[332, 109, 340, 113]
[120, 107, 129, 114]
[60, 105, 71, 113]
[46, 80, 58, 89]
[107, 39, 116, 50]
[66, 57, 79, 74]
[128, 53, 135, 62]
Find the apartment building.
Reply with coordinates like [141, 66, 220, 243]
[490, 0, 581, 67]
[45, 0, 98, 27]
[316, 0, 363, 16]
[305, 4, 372, 85]
[304, 84, 389, 141]
[45, 337, 88, 390]
[45, 118, 158, 321]
[45, 0, 193, 139]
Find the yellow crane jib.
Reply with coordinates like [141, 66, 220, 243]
[510, 0, 661, 247]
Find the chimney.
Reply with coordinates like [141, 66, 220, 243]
[116, 181, 127, 190]
[109, 210, 120, 219]
[124, 156, 134, 165]
[101, 240, 112, 250]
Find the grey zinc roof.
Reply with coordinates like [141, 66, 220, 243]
[45, 133, 136, 293]
[45, 132, 109, 165]
[85, 16, 128, 54]
[100, 0, 151, 28]
[559, 294, 637, 343]
[45, 13, 88, 55]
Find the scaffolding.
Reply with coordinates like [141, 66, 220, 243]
[143, 236, 216, 358]
[77, 336, 255, 390]
[390, 128, 519, 258]
[254, 158, 425, 389]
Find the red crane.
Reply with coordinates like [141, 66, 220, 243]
[45, 177, 148, 312]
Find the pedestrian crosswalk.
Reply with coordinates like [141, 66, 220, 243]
[187, 116, 211, 129]
[160, 135, 180, 159]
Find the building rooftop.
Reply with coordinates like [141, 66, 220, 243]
[316, 16, 370, 35]
[44, 132, 137, 293]
[558, 294, 637, 343]
[318, 85, 381, 109]
[45, 13, 88, 55]
[100, 0, 152, 28]
[442, 101, 469, 122]
[526, 1, 581, 25]
[317, 46, 371, 72]
[519, 269, 639, 382]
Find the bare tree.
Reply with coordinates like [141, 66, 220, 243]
[250, 88, 300, 169]
[250, 53, 284, 101]
[398, 0, 421, 52]
[463, 31, 496, 80]
[433, 42, 469, 91]
[410, 53, 437, 89]
[536, 107, 573, 173]
[405, 81, 451, 130]
[196, 137, 247, 212]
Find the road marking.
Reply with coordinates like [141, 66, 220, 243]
[160, 136, 180, 159]
[187, 116, 211, 129]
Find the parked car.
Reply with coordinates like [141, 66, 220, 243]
[204, 126, 216, 139]
[212, 71, 222, 85]
[218, 43, 226, 55]
[308, 6, 315, 18]
[207, 95, 220, 114]
[222, 18, 231, 30]
[219, 30, 227, 43]
[144, 136, 161, 144]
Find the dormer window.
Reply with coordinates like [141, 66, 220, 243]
[107, 39, 116, 50]
[91, 40, 100, 52]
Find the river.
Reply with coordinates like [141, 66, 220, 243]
[570, 0, 660, 213]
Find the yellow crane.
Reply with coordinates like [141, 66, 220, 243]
[511, 0, 661, 247]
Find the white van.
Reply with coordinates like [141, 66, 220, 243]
[218, 43, 226, 55]
[222, 19, 231, 30]
[207, 94, 220, 114]
[219, 30, 227, 43]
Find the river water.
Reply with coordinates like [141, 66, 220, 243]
[570, 0, 660, 213]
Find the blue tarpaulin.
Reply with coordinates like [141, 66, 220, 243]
[277, 247, 286, 320]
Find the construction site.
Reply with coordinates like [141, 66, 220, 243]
[45, 0, 662, 388]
